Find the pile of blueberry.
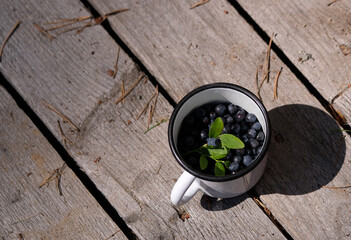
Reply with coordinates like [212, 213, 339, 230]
[177, 102, 265, 176]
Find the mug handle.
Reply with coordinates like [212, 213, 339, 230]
[171, 171, 200, 206]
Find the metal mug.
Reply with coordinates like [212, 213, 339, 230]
[168, 83, 271, 206]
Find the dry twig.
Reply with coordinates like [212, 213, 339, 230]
[331, 84, 351, 104]
[273, 67, 283, 100]
[58, 120, 73, 148]
[255, 68, 262, 100]
[327, 0, 338, 6]
[33, 23, 55, 41]
[112, 47, 120, 79]
[115, 73, 145, 104]
[42, 100, 80, 132]
[262, 33, 274, 83]
[190, 0, 210, 9]
[121, 80, 125, 104]
[0, 20, 21, 61]
[148, 85, 159, 128]
[137, 91, 157, 120]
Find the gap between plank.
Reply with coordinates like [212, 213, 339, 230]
[0, 72, 138, 240]
[228, 0, 351, 135]
[79, 0, 177, 108]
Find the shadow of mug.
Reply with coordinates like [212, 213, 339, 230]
[200, 104, 346, 210]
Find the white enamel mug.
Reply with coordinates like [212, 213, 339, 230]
[168, 83, 271, 206]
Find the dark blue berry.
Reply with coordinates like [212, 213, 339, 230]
[240, 123, 249, 133]
[222, 124, 231, 134]
[257, 146, 263, 154]
[241, 134, 249, 143]
[247, 129, 257, 139]
[252, 122, 262, 131]
[246, 113, 257, 123]
[228, 104, 238, 115]
[249, 139, 259, 149]
[226, 116, 234, 124]
[215, 104, 226, 116]
[225, 150, 234, 160]
[196, 108, 206, 118]
[229, 162, 240, 171]
[237, 108, 246, 115]
[231, 124, 241, 134]
[233, 155, 242, 164]
[235, 113, 245, 122]
[256, 131, 265, 141]
[243, 155, 253, 166]
[209, 112, 217, 119]
[236, 148, 245, 155]
[207, 138, 220, 147]
[245, 148, 252, 155]
[220, 116, 226, 124]
[200, 130, 208, 140]
[202, 116, 210, 125]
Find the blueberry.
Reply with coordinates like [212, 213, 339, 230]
[215, 104, 226, 116]
[240, 123, 249, 133]
[252, 122, 262, 131]
[225, 150, 234, 160]
[237, 108, 246, 115]
[241, 134, 249, 143]
[200, 130, 208, 140]
[243, 155, 253, 166]
[245, 148, 252, 155]
[209, 112, 217, 119]
[202, 116, 210, 125]
[231, 124, 241, 134]
[246, 113, 257, 123]
[233, 155, 243, 164]
[222, 124, 231, 134]
[247, 129, 257, 139]
[252, 148, 257, 155]
[236, 148, 245, 155]
[207, 138, 220, 147]
[256, 131, 265, 141]
[226, 116, 234, 124]
[196, 108, 206, 118]
[235, 113, 245, 122]
[228, 104, 238, 115]
[257, 146, 263, 154]
[220, 116, 226, 124]
[249, 139, 259, 149]
[185, 136, 195, 148]
[184, 116, 195, 126]
[229, 162, 240, 172]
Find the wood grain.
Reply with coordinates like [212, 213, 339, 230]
[236, 0, 351, 124]
[85, 0, 351, 239]
[0, 87, 126, 240]
[0, 0, 286, 239]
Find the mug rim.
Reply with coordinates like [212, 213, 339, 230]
[168, 82, 271, 182]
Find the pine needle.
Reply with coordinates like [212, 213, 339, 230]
[190, 0, 210, 9]
[0, 20, 21, 61]
[112, 47, 120, 79]
[273, 67, 282, 100]
[33, 23, 55, 41]
[115, 73, 145, 104]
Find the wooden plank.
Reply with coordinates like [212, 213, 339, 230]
[0, 0, 286, 239]
[235, 0, 351, 123]
[84, 0, 351, 239]
[0, 86, 126, 240]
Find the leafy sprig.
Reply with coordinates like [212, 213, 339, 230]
[189, 117, 244, 176]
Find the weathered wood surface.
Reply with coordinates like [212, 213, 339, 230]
[236, 0, 351, 124]
[0, 86, 126, 240]
[0, 0, 286, 239]
[86, 0, 351, 239]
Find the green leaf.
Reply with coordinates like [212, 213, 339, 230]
[214, 162, 226, 176]
[200, 155, 208, 170]
[224, 161, 231, 169]
[220, 134, 245, 149]
[210, 154, 227, 160]
[209, 117, 224, 138]
[208, 147, 228, 156]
